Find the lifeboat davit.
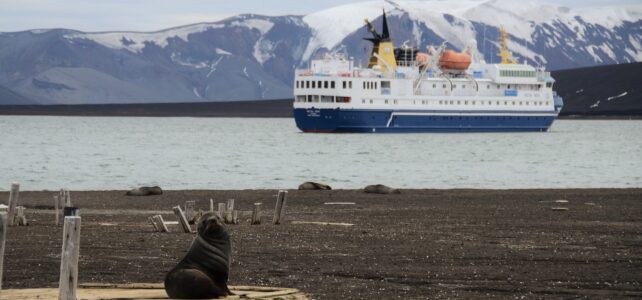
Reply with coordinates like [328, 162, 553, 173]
[439, 50, 471, 70]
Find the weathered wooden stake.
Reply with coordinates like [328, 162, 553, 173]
[273, 190, 288, 225]
[153, 215, 170, 233]
[217, 203, 226, 219]
[54, 195, 60, 226]
[225, 199, 235, 224]
[15, 206, 27, 226]
[0, 213, 7, 290]
[58, 216, 81, 300]
[148, 216, 160, 232]
[184, 200, 196, 221]
[7, 183, 19, 226]
[209, 199, 214, 212]
[173, 206, 192, 233]
[251, 203, 262, 225]
[64, 190, 72, 207]
[232, 211, 239, 224]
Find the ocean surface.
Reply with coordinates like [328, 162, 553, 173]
[0, 116, 641, 191]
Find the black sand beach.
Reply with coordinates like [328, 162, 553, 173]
[2, 188, 641, 299]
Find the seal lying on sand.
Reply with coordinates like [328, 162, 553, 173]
[364, 184, 401, 194]
[125, 186, 162, 196]
[164, 213, 232, 299]
[298, 182, 332, 190]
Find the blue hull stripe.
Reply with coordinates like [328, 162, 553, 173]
[293, 108, 557, 133]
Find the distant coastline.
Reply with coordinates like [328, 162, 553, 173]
[1, 99, 640, 119]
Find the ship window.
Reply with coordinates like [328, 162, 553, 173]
[363, 82, 366, 89]
[457, 101, 461, 105]
[504, 101, 508, 105]
[472, 101, 476, 105]
[497, 85, 500, 89]
[507, 85, 511, 89]
[362, 99, 365, 104]
[546, 82, 552, 88]
[487, 85, 490, 89]
[439, 100, 443, 105]
[321, 95, 333, 103]
[374, 82, 377, 89]
[342, 81, 346, 89]
[443, 84, 446, 88]
[295, 81, 299, 88]
[306, 81, 310, 88]
[433, 84, 436, 88]
[312, 95, 319, 102]
[307, 95, 312, 102]
[462, 85, 466, 89]
[369, 99, 373, 104]
[324, 81, 328, 88]
[296, 95, 305, 102]
[453, 84, 456, 88]
[393, 99, 398, 104]
[312, 81, 316, 88]
[449, 100, 454, 105]
[385, 100, 389, 104]
[318, 81, 322, 88]
[349, 81, 352, 89]
[519, 101, 522, 105]
[464, 101, 468, 105]
[331, 81, 335, 89]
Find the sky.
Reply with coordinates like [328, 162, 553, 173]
[0, 0, 639, 32]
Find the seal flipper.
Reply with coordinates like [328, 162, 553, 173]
[165, 268, 222, 299]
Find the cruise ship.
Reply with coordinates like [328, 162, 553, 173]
[292, 12, 563, 133]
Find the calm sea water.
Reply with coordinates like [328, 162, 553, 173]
[0, 116, 641, 191]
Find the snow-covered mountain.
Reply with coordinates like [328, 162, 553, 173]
[0, 0, 640, 104]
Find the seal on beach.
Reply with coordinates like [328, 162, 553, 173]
[298, 182, 332, 190]
[364, 184, 401, 194]
[125, 186, 163, 196]
[164, 212, 233, 299]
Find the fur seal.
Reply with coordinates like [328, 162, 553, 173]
[125, 186, 162, 196]
[298, 181, 332, 190]
[364, 184, 401, 194]
[164, 213, 233, 299]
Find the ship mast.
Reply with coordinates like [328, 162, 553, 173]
[498, 26, 517, 64]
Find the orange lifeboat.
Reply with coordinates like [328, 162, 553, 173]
[416, 52, 431, 66]
[439, 50, 471, 70]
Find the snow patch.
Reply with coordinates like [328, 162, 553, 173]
[216, 48, 232, 55]
[193, 87, 202, 98]
[585, 45, 603, 63]
[243, 67, 249, 78]
[207, 56, 224, 78]
[230, 19, 274, 34]
[575, 89, 584, 94]
[254, 38, 276, 65]
[590, 100, 600, 109]
[64, 23, 224, 53]
[170, 52, 208, 69]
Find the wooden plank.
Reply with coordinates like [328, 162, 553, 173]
[251, 203, 262, 225]
[59, 216, 81, 300]
[65, 189, 72, 207]
[225, 199, 235, 224]
[291, 221, 354, 226]
[15, 206, 27, 226]
[0, 212, 7, 290]
[7, 183, 19, 226]
[210, 199, 214, 212]
[324, 202, 356, 205]
[148, 216, 159, 232]
[172, 206, 192, 233]
[273, 190, 288, 225]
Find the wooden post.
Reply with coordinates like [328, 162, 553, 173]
[0, 213, 7, 290]
[225, 199, 235, 224]
[273, 190, 288, 225]
[7, 183, 19, 226]
[217, 203, 226, 219]
[155, 215, 170, 233]
[173, 206, 192, 233]
[65, 190, 72, 207]
[251, 203, 262, 225]
[15, 206, 27, 226]
[54, 196, 60, 226]
[58, 216, 81, 300]
[209, 199, 214, 212]
[232, 211, 239, 224]
[184, 201, 196, 221]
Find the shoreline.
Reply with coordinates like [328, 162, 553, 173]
[2, 188, 641, 299]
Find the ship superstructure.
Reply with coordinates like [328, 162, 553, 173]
[293, 12, 563, 133]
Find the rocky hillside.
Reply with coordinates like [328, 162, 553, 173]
[0, 0, 640, 104]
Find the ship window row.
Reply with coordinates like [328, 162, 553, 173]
[297, 80, 350, 89]
[295, 95, 351, 103]
[424, 83, 542, 90]
[357, 98, 551, 106]
[500, 70, 536, 77]
[363, 81, 378, 90]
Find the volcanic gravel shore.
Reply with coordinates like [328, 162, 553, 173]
[2, 188, 641, 299]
